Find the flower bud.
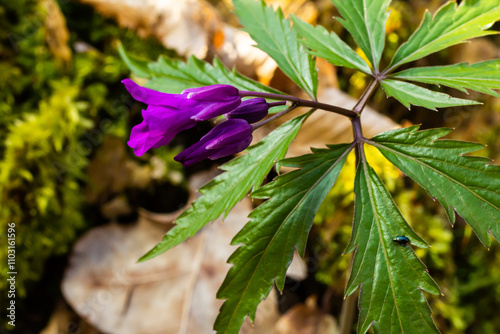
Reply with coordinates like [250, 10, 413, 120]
[226, 98, 270, 123]
[174, 119, 253, 166]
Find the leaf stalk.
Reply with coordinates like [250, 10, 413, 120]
[239, 91, 358, 118]
[353, 79, 379, 114]
[251, 103, 299, 130]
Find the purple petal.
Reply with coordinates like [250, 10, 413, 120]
[122, 79, 186, 108]
[183, 85, 239, 101]
[127, 119, 151, 156]
[128, 105, 199, 156]
[143, 105, 198, 145]
[191, 97, 241, 121]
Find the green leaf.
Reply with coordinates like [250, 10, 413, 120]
[388, 1, 500, 71]
[332, 0, 391, 73]
[118, 43, 152, 79]
[290, 15, 372, 74]
[381, 79, 480, 110]
[119, 46, 283, 95]
[215, 143, 353, 333]
[392, 60, 500, 97]
[345, 157, 440, 334]
[368, 126, 500, 246]
[233, 0, 318, 98]
[139, 114, 308, 262]
[146, 56, 285, 94]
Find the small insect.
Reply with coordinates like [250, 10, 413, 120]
[393, 236, 410, 245]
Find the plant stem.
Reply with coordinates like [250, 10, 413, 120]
[248, 79, 378, 333]
[352, 79, 379, 114]
[337, 116, 365, 334]
[239, 91, 358, 118]
[338, 78, 377, 334]
[339, 290, 358, 334]
[251, 103, 298, 130]
[268, 101, 288, 108]
[338, 132, 363, 334]
[351, 116, 363, 143]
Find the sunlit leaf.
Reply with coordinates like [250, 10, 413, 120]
[381, 79, 480, 110]
[388, 1, 500, 71]
[290, 15, 371, 74]
[368, 126, 500, 246]
[345, 155, 440, 334]
[139, 114, 308, 262]
[332, 0, 391, 73]
[119, 44, 283, 94]
[392, 60, 500, 97]
[215, 143, 353, 333]
[233, 0, 318, 98]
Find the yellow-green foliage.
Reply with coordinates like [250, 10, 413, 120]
[0, 81, 89, 296]
[0, 0, 168, 301]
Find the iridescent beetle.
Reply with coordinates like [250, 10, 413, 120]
[393, 236, 410, 245]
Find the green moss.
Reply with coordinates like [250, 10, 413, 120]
[0, 0, 170, 307]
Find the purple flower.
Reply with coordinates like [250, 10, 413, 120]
[123, 79, 241, 156]
[174, 119, 253, 166]
[226, 98, 270, 123]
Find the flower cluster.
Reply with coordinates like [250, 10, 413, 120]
[123, 79, 271, 166]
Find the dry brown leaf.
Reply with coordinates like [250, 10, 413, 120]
[241, 290, 281, 334]
[76, 0, 321, 89]
[62, 198, 250, 333]
[39, 300, 74, 334]
[43, 0, 72, 63]
[449, 39, 499, 66]
[85, 136, 154, 204]
[76, 0, 277, 85]
[101, 196, 134, 220]
[266, 0, 318, 22]
[63, 167, 305, 333]
[212, 25, 277, 84]
[274, 296, 339, 334]
[77, 0, 222, 59]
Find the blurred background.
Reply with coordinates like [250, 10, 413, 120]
[1, 0, 499, 333]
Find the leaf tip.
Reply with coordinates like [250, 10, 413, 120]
[137, 252, 153, 263]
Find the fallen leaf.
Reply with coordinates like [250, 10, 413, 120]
[85, 136, 149, 204]
[77, 0, 222, 59]
[62, 199, 248, 333]
[63, 169, 304, 333]
[77, 0, 318, 92]
[274, 296, 339, 334]
[43, 0, 72, 63]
